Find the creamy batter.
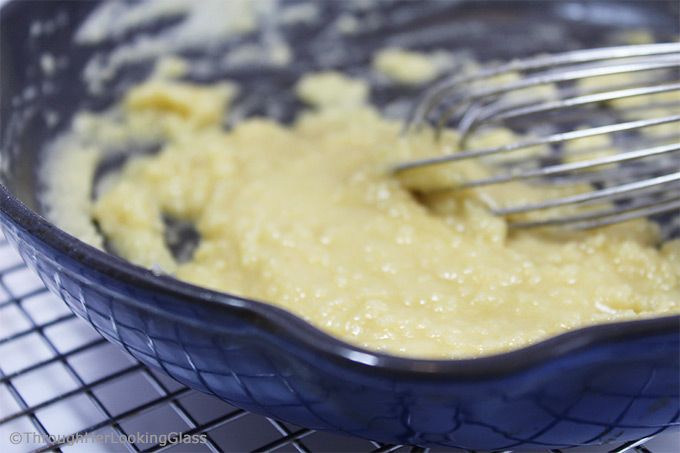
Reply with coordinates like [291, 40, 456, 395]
[44, 73, 680, 359]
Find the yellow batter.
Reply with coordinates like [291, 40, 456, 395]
[48, 73, 679, 359]
[373, 48, 440, 85]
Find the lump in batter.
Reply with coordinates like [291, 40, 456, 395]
[295, 71, 369, 108]
[373, 48, 440, 85]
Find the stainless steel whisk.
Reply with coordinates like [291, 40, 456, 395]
[396, 43, 680, 229]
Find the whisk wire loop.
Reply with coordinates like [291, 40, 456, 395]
[404, 42, 680, 134]
[398, 43, 680, 229]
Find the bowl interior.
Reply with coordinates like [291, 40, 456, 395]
[2, 0, 678, 222]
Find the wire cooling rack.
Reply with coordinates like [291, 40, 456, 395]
[0, 233, 678, 453]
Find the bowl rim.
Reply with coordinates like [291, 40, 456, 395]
[2, 184, 678, 380]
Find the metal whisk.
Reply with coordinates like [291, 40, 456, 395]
[396, 43, 680, 229]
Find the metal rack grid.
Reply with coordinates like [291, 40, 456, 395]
[0, 233, 677, 453]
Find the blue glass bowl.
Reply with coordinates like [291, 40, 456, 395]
[1, 1, 678, 449]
